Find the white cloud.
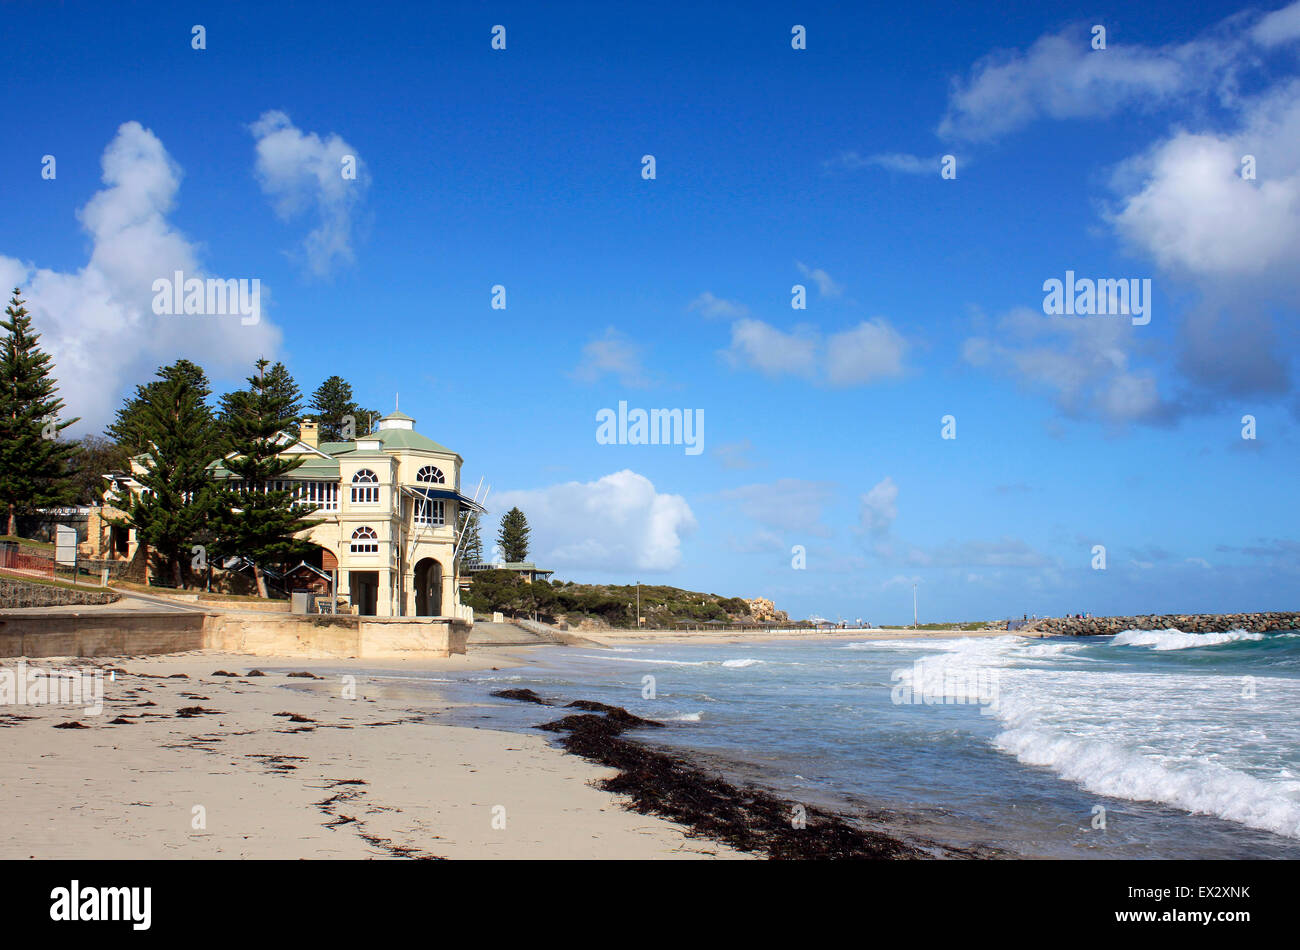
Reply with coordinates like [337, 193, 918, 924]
[723, 317, 910, 386]
[939, 25, 1210, 143]
[937, 5, 1300, 144]
[0, 121, 281, 436]
[1108, 81, 1300, 279]
[826, 319, 908, 385]
[824, 151, 940, 175]
[858, 476, 898, 536]
[963, 307, 1171, 424]
[796, 261, 843, 297]
[250, 110, 367, 277]
[723, 318, 820, 379]
[688, 291, 750, 319]
[1253, 1, 1300, 46]
[572, 327, 650, 387]
[493, 470, 696, 572]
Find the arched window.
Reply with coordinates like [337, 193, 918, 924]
[416, 465, 445, 484]
[350, 526, 379, 553]
[351, 469, 378, 504]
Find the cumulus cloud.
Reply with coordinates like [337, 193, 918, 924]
[939, 26, 1197, 142]
[826, 319, 908, 385]
[796, 261, 843, 297]
[572, 327, 651, 387]
[0, 121, 281, 435]
[963, 307, 1173, 424]
[1103, 82, 1300, 401]
[938, 5, 1300, 143]
[724, 318, 820, 379]
[723, 317, 909, 386]
[250, 110, 367, 277]
[1108, 84, 1300, 279]
[493, 470, 696, 572]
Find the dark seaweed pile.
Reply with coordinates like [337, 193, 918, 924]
[495, 691, 927, 860]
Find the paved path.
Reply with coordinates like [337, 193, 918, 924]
[0, 589, 209, 616]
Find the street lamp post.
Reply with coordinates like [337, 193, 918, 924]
[913, 583, 918, 629]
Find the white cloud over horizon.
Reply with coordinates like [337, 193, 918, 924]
[0, 121, 282, 436]
[493, 470, 697, 572]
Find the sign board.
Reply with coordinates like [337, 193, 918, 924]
[55, 525, 77, 567]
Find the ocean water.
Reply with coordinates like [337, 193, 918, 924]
[418, 630, 1300, 858]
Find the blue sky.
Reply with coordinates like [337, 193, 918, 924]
[5, 1, 1299, 622]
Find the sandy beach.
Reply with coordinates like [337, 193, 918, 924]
[0, 649, 747, 860]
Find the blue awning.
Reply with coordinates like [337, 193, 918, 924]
[402, 486, 486, 513]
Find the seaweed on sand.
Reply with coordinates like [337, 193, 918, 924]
[493, 690, 926, 860]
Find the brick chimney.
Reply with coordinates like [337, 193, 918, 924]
[300, 419, 319, 449]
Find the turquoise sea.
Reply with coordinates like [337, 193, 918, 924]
[407, 629, 1300, 858]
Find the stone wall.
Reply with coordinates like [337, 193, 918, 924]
[0, 612, 206, 657]
[0, 577, 120, 609]
[1, 610, 472, 659]
[1024, 612, 1300, 637]
[205, 614, 471, 657]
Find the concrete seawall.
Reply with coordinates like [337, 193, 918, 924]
[1024, 611, 1300, 637]
[0, 611, 472, 658]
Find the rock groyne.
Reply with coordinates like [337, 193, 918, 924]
[1024, 612, 1300, 637]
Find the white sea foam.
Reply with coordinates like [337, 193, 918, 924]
[994, 711, 1300, 839]
[895, 637, 1300, 839]
[721, 658, 763, 668]
[571, 654, 709, 666]
[1111, 628, 1265, 651]
[663, 712, 702, 722]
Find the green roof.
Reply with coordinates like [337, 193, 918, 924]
[364, 428, 457, 455]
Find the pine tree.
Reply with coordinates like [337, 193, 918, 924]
[0, 289, 78, 535]
[107, 359, 213, 455]
[456, 510, 483, 567]
[497, 507, 530, 563]
[308, 375, 377, 441]
[117, 369, 220, 588]
[219, 360, 303, 441]
[210, 358, 318, 597]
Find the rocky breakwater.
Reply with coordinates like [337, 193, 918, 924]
[1024, 612, 1300, 637]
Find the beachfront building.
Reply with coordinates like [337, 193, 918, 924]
[100, 411, 484, 618]
[465, 561, 555, 584]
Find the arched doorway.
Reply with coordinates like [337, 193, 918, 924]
[414, 558, 442, 616]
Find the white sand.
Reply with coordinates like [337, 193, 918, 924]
[0, 651, 745, 860]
